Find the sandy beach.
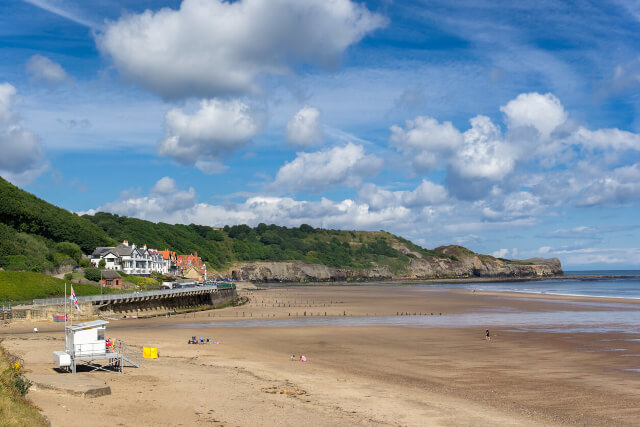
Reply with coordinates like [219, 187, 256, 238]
[3, 285, 640, 426]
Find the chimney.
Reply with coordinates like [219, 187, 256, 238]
[123, 240, 129, 246]
[143, 244, 147, 250]
[194, 251, 198, 258]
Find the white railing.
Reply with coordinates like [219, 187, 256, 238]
[68, 342, 107, 358]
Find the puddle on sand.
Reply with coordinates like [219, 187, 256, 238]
[580, 348, 627, 353]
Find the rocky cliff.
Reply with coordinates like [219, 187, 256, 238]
[211, 244, 562, 283]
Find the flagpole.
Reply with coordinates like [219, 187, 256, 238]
[64, 282, 67, 352]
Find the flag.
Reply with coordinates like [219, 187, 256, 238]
[70, 285, 79, 310]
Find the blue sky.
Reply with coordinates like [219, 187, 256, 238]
[1, 0, 640, 269]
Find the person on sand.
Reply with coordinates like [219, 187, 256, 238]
[300, 355, 307, 362]
[33, 327, 38, 333]
[485, 329, 491, 340]
[290, 354, 295, 361]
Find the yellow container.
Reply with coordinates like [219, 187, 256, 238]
[142, 347, 158, 359]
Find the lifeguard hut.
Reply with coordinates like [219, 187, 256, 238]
[53, 320, 141, 373]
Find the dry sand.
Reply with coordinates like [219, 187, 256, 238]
[3, 285, 640, 426]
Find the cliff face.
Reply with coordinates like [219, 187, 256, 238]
[219, 261, 393, 282]
[212, 244, 562, 283]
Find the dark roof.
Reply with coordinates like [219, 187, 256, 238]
[91, 247, 113, 257]
[112, 244, 134, 256]
[100, 270, 121, 279]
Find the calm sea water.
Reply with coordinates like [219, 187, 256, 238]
[430, 271, 640, 299]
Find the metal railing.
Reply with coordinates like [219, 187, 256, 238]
[112, 339, 143, 367]
[69, 342, 107, 358]
[32, 284, 231, 306]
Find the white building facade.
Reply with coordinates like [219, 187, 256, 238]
[90, 241, 174, 276]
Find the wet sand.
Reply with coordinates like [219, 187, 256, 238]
[3, 285, 640, 426]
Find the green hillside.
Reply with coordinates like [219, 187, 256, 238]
[0, 177, 115, 253]
[0, 271, 120, 304]
[0, 176, 451, 275]
[0, 177, 116, 272]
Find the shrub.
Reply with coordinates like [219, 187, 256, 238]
[63, 273, 72, 281]
[83, 267, 101, 282]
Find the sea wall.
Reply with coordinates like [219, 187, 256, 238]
[8, 288, 237, 322]
[97, 287, 236, 315]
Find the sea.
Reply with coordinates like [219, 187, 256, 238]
[438, 270, 640, 299]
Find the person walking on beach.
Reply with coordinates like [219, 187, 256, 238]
[485, 329, 491, 340]
[291, 354, 295, 361]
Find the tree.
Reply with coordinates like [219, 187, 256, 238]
[207, 230, 225, 241]
[98, 259, 106, 269]
[299, 224, 314, 233]
[55, 242, 83, 263]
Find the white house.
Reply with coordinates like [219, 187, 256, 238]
[91, 241, 165, 275]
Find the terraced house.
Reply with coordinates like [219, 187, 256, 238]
[90, 240, 177, 276]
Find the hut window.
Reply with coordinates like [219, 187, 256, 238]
[97, 329, 105, 341]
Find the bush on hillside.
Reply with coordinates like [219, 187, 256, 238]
[83, 267, 101, 282]
[55, 242, 83, 263]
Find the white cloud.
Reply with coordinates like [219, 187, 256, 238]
[500, 92, 567, 139]
[571, 127, 640, 151]
[96, 0, 386, 99]
[158, 99, 263, 170]
[577, 162, 640, 206]
[285, 106, 323, 147]
[150, 176, 177, 195]
[0, 125, 45, 174]
[25, 55, 69, 84]
[272, 143, 382, 193]
[23, 0, 96, 28]
[549, 247, 640, 266]
[481, 191, 544, 221]
[0, 83, 47, 185]
[359, 180, 448, 210]
[0, 83, 17, 125]
[389, 116, 463, 173]
[93, 177, 197, 218]
[492, 248, 509, 258]
[388, 91, 640, 206]
[452, 115, 515, 180]
[85, 181, 410, 231]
